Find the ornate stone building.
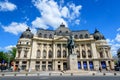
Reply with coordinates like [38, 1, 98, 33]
[15, 23, 114, 71]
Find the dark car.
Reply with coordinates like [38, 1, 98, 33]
[115, 66, 120, 71]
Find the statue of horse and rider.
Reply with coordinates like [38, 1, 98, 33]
[67, 35, 75, 55]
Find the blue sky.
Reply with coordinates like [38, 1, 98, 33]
[0, 0, 120, 56]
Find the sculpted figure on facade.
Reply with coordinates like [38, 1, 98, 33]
[67, 35, 75, 55]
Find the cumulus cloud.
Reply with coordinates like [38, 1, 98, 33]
[0, 1, 17, 11]
[4, 45, 16, 51]
[0, 45, 16, 51]
[32, 0, 82, 29]
[115, 33, 120, 42]
[2, 22, 28, 35]
[107, 28, 120, 56]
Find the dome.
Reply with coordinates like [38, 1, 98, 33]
[55, 23, 71, 36]
[20, 27, 33, 39]
[93, 29, 105, 40]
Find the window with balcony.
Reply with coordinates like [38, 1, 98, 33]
[88, 50, 92, 58]
[36, 50, 40, 58]
[82, 50, 86, 58]
[43, 50, 47, 58]
[57, 50, 61, 58]
[48, 50, 53, 58]
[76, 50, 80, 58]
[63, 50, 67, 58]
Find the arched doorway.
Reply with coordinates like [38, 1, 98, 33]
[101, 61, 106, 69]
[89, 61, 94, 70]
[78, 61, 81, 69]
[83, 61, 87, 70]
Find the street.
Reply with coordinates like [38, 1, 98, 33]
[0, 76, 120, 80]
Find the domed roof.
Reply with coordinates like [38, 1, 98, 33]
[93, 29, 105, 40]
[55, 23, 71, 36]
[20, 27, 33, 39]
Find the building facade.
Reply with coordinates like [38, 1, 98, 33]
[15, 23, 114, 71]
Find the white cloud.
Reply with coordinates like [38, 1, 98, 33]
[115, 33, 120, 42]
[68, 3, 82, 20]
[32, 0, 82, 29]
[2, 22, 28, 35]
[106, 39, 117, 56]
[0, 45, 16, 51]
[5, 45, 16, 51]
[75, 19, 80, 25]
[0, 1, 17, 11]
[106, 28, 120, 56]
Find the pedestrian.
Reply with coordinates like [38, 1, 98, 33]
[99, 67, 102, 72]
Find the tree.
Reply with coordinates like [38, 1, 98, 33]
[8, 47, 16, 61]
[0, 51, 8, 63]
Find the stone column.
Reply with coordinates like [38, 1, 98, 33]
[26, 61, 29, 70]
[46, 44, 48, 59]
[87, 61, 90, 70]
[54, 61, 58, 70]
[81, 61, 84, 70]
[85, 44, 88, 59]
[41, 43, 43, 59]
[46, 61, 48, 71]
[110, 61, 115, 70]
[40, 61, 42, 71]
[91, 42, 98, 59]
[106, 61, 110, 70]
[21, 48, 24, 58]
[61, 44, 63, 58]
[53, 43, 56, 58]
[103, 48, 107, 58]
[61, 61, 63, 70]
[79, 45, 82, 59]
[19, 61, 22, 68]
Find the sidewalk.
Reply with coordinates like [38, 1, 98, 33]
[0, 70, 120, 77]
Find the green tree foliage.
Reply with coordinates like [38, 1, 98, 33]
[0, 47, 16, 63]
[8, 47, 17, 61]
[0, 51, 8, 62]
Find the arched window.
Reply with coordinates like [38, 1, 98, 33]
[49, 34, 52, 38]
[63, 50, 67, 58]
[43, 50, 47, 58]
[59, 30, 62, 33]
[24, 51, 28, 58]
[82, 50, 86, 58]
[79, 34, 83, 39]
[85, 34, 88, 38]
[106, 51, 109, 57]
[75, 35, 78, 39]
[99, 52, 103, 58]
[38, 33, 42, 37]
[18, 51, 21, 58]
[36, 50, 40, 58]
[57, 50, 61, 58]
[76, 50, 80, 58]
[66, 31, 68, 33]
[44, 34, 47, 38]
[88, 50, 92, 58]
[48, 50, 53, 58]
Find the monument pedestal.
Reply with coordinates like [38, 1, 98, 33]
[67, 54, 78, 70]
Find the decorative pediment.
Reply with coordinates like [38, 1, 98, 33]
[55, 36, 69, 41]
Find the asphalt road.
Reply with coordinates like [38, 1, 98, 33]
[0, 76, 120, 80]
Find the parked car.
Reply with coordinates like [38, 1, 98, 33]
[115, 66, 120, 71]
